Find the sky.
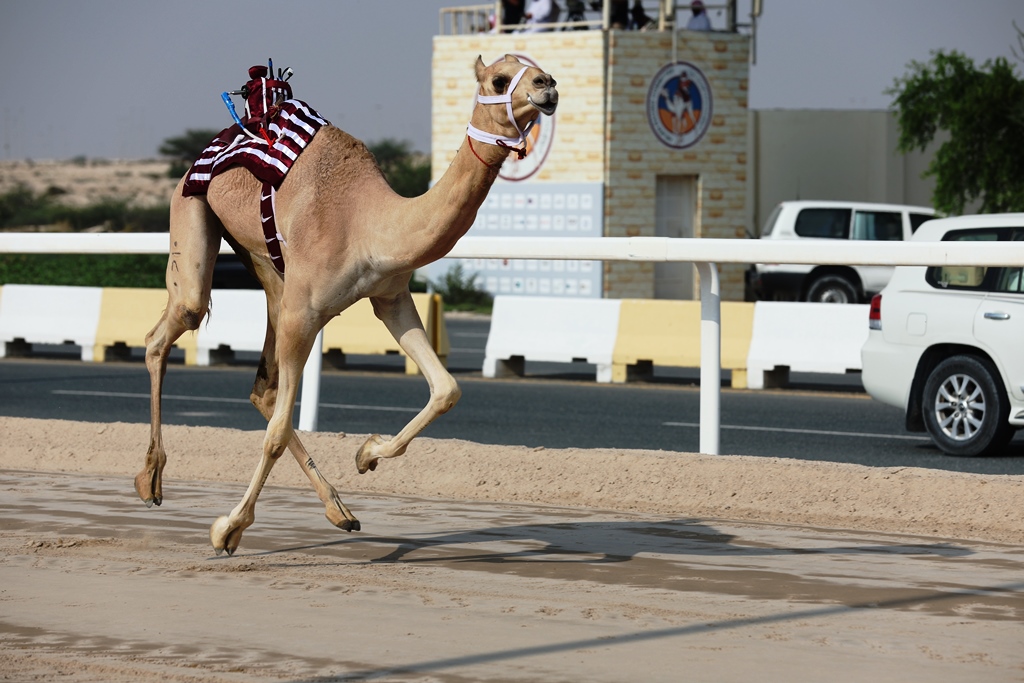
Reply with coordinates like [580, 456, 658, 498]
[0, 0, 1021, 161]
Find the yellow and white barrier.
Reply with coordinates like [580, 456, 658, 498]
[612, 300, 755, 388]
[745, 302, 869, 389]
[94, 287, 197, 364]
[0, 284, 103, 360]
[483, 296, 621, 382]
[482, 296, 867, 388]
[0, 285, 447, 372]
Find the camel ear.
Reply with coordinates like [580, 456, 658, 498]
[503, 54, 521, 64]
[475, 56, 486, 82]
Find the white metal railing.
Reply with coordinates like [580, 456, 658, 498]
[3, 231, 1024, 454]
[439, 2, 736, 35]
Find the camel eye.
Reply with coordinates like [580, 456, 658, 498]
[491, 76, 508, 93]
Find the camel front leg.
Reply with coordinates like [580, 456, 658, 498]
[249, 293, 360, 532]
[209, 304, 322, 555]
[356, 291, 461, 474]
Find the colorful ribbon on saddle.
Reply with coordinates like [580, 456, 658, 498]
[182, 99, 329, 274]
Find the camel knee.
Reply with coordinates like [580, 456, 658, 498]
[264, 418, 294, 458]
[432, 380, 461, 415]
[177, 302, 207, 331]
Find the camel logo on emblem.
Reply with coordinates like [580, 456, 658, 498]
[646, 61, 713, 149]
[481, 54, 555, 182]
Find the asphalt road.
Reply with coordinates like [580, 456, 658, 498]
[1, 315, 1022, 475]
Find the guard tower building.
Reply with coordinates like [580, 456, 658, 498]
[430, 2, 754, 302]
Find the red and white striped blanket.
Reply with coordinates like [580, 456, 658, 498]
[181, 99, 328, 196]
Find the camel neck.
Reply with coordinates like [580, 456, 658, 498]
[398, 136, 509, 268]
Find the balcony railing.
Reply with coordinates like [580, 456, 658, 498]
[440, 2, 744, 35]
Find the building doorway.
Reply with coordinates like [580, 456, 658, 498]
[654, 175, 697, 299]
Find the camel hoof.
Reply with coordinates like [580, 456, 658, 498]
[355, 434, 384, 474]
[134, 470, 162, 507]
[327, 511, 361, 533]
[210, 515, 243, 556]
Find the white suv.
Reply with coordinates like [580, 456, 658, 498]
[861, 214, 1024, 456]
[748, 200, 937, 303]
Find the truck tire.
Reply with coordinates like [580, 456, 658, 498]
[805, 275, 859, 304]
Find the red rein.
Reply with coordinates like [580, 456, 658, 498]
[467, 136, 527, 169]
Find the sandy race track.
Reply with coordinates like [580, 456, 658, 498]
[2, 416, 1024, 682]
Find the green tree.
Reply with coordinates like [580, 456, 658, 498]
[888, 50, 1024, 214]
[367, 139, 431, 198]
[159, 129, 220, 178]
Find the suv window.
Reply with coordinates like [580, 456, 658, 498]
[925, 226, 1024, 291]
[996, 267, 1024, 293]
[852, 211, 903, 241]
[794, 208, 851, 239]
[909, 213, 934, 233]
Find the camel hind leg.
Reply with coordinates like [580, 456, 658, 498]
[136, 188, 221, 506]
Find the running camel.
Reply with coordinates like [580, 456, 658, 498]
[136, 55, 559, 555]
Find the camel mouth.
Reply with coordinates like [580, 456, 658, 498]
[528, 94, 557, 116]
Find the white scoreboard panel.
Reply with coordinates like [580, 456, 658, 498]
[422, 182, 605, 298]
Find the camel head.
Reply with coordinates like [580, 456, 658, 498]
[469, 55, 559, 150]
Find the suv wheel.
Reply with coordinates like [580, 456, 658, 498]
[921, 355, 1014, 457]
[805, 275, 858, 304]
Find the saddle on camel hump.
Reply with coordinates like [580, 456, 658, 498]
[182, 60, 328, 274]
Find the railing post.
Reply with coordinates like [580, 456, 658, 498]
[696, 261, 721, 455]
[299, 329, 323, 431]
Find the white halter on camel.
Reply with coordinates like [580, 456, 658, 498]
[467, 66, 536, 158]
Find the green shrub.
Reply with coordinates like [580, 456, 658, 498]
[0, 253, 167, 288]
[428, 263, 492, 313]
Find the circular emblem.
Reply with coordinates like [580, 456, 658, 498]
[646, 61, 713, 149]
[475, 54, 556, 182]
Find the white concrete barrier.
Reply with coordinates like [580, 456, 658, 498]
[0, 284, 103, 360]
[195, 290, 268, 365]
[483, 296, 622, 382]
[746, 302, 869, 389]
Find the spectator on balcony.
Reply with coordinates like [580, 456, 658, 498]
[630, 0, 654, 30]
[686, 0, 712, 30]
[587, 1, 629, 29]
[500, 0, 525, 31]
[565, 0, 588, 29]
[522, 0, 560, 32]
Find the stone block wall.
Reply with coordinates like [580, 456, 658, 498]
[605, 31, 749, 300]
